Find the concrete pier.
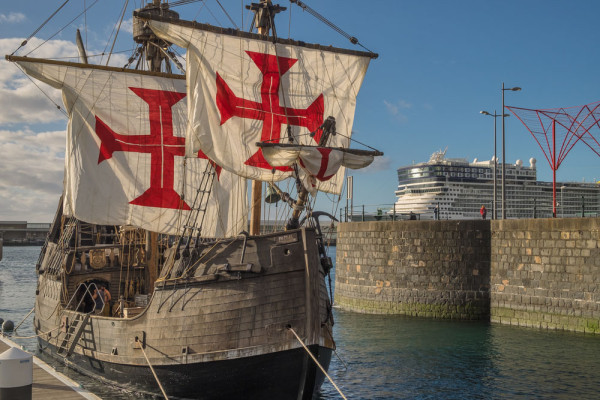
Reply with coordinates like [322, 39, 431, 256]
[336, 218, 600, 334]
[0, 336, 100, 400]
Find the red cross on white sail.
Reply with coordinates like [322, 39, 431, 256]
[148, 19, 372, 195]
[14, 59, 247, 237]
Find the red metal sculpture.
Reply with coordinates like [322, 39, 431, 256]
[506, 100, 600, 217]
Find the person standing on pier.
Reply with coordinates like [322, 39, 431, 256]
[480, 205, 487, 220]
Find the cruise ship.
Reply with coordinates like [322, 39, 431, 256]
[393, 149, 600, 220]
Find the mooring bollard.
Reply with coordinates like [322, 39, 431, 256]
[1, 320, 14, 332]
[0, 346, 33, 400]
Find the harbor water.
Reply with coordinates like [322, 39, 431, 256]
[1, 246, 599, 399]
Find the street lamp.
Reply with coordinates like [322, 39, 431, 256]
[560, 185, 566, 218]
[480, 110, 510, 220]
[501, 83, 522, 219]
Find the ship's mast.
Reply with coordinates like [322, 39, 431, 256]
[133, 0, 180, 73]
[132, 0, 180, 291]
[247, 0, 286, 235]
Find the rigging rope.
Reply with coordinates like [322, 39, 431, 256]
[12, 63, 68, 117]
[23, 0, 100, 57]
[13, 307, 35, 333]
[289, 0, 375, 54]
[287, 326, 348, 400]
[215, 0, 240, 29]
[137, 339, 170, 400]
[11, 0, 71, 55]
[106, 0, 130, 66]
[170, 0, 203, 7]
[4, 326, 61, 340]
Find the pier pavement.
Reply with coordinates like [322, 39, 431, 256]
[0, 336, 100, 400]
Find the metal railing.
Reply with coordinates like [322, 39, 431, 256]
[341, 204, 421, 222]
[64, 282, 104, 314]
[340, 202, 599, 222]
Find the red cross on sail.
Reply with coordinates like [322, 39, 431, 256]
[147, 18, 373, 194]
[216, 51, 324, 171]
[95, 87, 190, 210]
[13, 59, 247, 236]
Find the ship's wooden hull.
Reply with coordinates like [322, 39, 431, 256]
[40, 339, 332, 399]
[34, 228, 335, 399]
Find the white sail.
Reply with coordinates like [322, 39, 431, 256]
[14, 59, 247, 237]
[147, 18, 371, 194]
[262, 144, 375, 194]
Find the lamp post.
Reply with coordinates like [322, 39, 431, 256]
[560, 185, 566, 218]
[501, 83, 522, 219]
[480, 110, 510, 220]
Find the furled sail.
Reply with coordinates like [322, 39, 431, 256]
[10, 57, 247, 236]
[142, 15, 374, 194]
[260, 143, 377, 194]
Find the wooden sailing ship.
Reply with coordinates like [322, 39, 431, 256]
[6, 0, 380, 398]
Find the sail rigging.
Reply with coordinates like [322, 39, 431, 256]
[137, 12, 376, 195]
[7, 56, 247, 237]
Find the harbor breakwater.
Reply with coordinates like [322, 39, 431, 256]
[335, 218, 600, 334]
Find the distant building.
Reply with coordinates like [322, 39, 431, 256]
[0, 221, 50, 245]
[393, 150, 600, 220]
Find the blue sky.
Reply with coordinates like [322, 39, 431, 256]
[1, 0, 600, 222]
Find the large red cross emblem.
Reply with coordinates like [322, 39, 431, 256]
[216, 51, 324, 170]
[95, 87, 220, 211]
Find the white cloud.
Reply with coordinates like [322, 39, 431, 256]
[384, 99, 411, 123]
[0, 38, 85, 126]
[1, 37, 79, 60]
[120, 18, 134, 35]
[0, 75, 65, 126]
[0, 12, 26, 24]
[0, 128, 65, 222]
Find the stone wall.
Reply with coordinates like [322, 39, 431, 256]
[335, 218, 600, 334]
[335, 220, 491, 320]
[491, 218, 600, 333]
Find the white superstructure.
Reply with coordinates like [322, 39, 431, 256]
[393, 149, 600, 220]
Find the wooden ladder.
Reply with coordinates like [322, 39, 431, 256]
[57, 313, 90, 357]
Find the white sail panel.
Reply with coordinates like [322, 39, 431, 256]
[262, 145, 374, 194]
[15, 60, 247, 237]
[148, 20, 371, 194]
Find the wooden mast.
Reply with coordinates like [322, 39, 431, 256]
[248, 0, 285, 235]
[133, 0, 180, 292]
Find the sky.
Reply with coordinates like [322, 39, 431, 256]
[1, 0, 600, 222]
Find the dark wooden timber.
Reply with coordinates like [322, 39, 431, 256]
[5, 55, 185, 80]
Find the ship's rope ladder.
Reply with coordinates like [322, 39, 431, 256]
[170, 161, 216, 277]
[41, 216, 78, 276]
